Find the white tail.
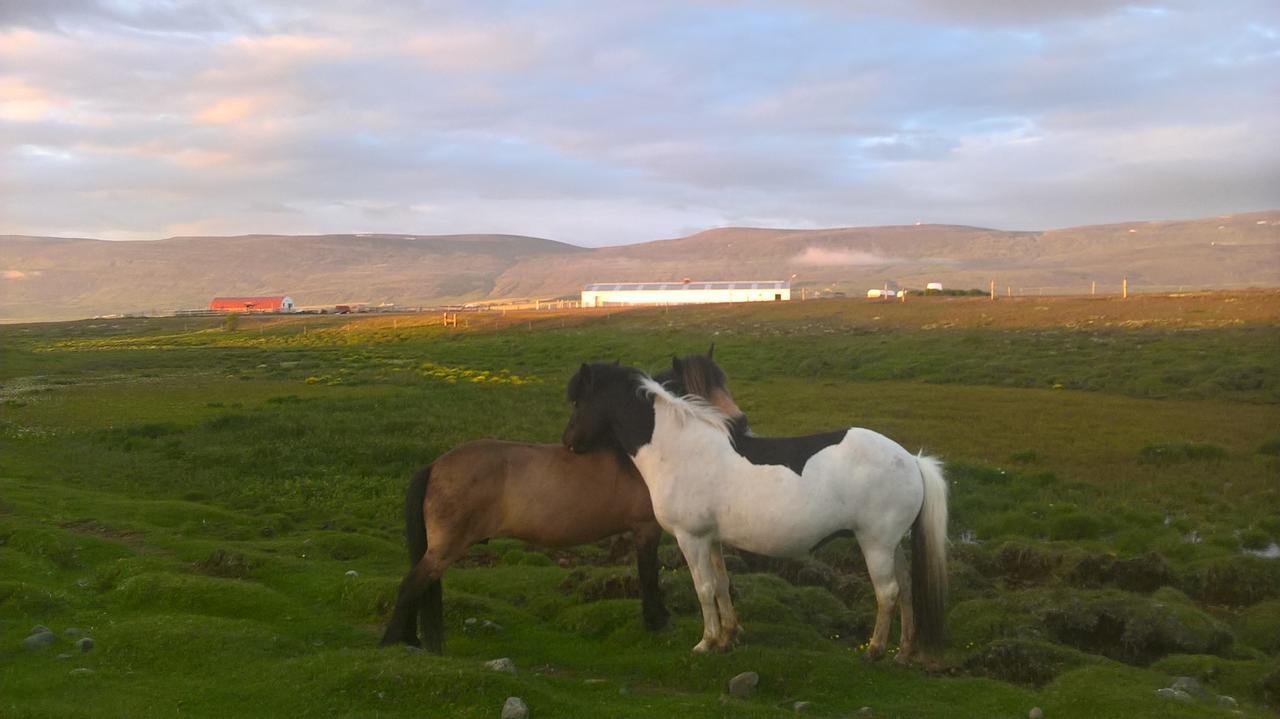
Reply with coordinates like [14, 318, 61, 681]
[911, 453, 949, 652]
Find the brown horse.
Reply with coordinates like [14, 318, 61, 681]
[380, 439, 667, 652]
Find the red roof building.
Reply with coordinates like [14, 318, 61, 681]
[209, 295, 295, 313]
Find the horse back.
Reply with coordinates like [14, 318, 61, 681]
[427, 439, 654, 547]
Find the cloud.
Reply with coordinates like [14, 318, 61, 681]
[792, 248, 904, 266]
[0, 1, 1277, 244]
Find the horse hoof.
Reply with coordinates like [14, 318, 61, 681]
[861, 646, 885, 663]
[644, 613, 672, 632]
[692, 639, 713, 654]
[893, 651, 913, 666]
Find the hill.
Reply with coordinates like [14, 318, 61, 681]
[2, 211, 1277, 322]
[0, 233, 584, 322]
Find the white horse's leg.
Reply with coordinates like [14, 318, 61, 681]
[675, 531, 723, 653]
[709, 543, 742, 647]
[859, 540, 899, 662]
[893, 544, 915, 664]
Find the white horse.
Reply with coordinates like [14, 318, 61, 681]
[562, 361, 948, 662]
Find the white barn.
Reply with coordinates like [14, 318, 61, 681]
[581, 280, 790, 307]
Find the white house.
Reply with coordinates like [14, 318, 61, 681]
[926, 282, 944, 291]
[581, 280, 790, 307]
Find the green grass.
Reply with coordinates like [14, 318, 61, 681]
[2, 299, 1278, 717]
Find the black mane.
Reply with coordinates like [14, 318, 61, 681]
[567, 362, 656, 456]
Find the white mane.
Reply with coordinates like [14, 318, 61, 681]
[637, 376, 733, 437]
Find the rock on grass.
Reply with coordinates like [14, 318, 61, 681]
[485, 657, 516, 674]
[22, 631, 55, 650]
[727, 671, 759, 698]
[501, 696, 528, 719]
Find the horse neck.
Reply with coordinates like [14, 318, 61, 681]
[643, 400, 735, 472]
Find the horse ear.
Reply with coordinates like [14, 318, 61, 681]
[707, 343, 715, 359]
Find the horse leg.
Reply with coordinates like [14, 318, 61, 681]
[419, 578, 444, 654]
[381, 555, 436, 648]
[859, 541, 900, 662]
[709, 543, 742, 647]
[894, 544, 915, 664]
[675, 531, 724, 653]
[634, 523, 670, 631]
[381, 534, 467, 653]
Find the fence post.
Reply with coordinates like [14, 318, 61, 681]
[989, 280, 996, 300]
[1123, 277, 1128, 299]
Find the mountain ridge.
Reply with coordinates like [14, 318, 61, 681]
[3, 211, 1277, 322]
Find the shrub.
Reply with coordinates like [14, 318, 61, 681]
[1008, 450, 1041, 464]
[977, 511, 1045, 540]
[964, 639, 1095, 686]
[1139, 442, 1226, 465]
[1235, 600, 1280, 655]
[1040, 589, 1233, 664]
[1190, 556, 1280, 607]
[1241, 527, 1272, 551]
[1049, 512, 1103, 541]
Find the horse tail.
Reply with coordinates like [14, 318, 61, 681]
[405, 463, 430, 567]
[380, 463, 439, 649]
[911, 453, 948, 653]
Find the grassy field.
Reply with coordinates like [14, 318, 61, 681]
[2, 291, 1279, 718]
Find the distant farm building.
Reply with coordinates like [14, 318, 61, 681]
[581, 280, 790, 307]
[926, 282, 944, 291]
[866, 289, 900, 299]
[209, 295, 295, 313]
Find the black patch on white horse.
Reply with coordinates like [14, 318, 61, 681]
[729, 418, 849, 475]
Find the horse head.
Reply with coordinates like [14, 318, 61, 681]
[562, 362, 655, 455]
[654, 344, 746, 423]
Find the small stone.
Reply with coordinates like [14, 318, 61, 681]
[485, 657, 517, 674]
[404, 645, 422, 654]
[727, 671, 759, 698]
[1171, 676, 1205, 697]
[1029, 708, 1043, 719]
[64, 627, 82, 637]
[1217, 695, 1237, 707]
[856, 708, 875, 719]
[481, 619, 504, 632]
[56, 653, 73, 660]
[30, 625, 51, 636]
[344, 570, 359, 578]
[501, 696, 528, 719]
[76, 637, 94, 654]
[69, 668, 94, 677]
[22, 632, 55, 650]
[1154, 688, 1192, 702]
[793, 700, 812, 713]
[464, 617, 478, 626]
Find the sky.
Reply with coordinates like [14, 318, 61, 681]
[1, 1, 1278, 246]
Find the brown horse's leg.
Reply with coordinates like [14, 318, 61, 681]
[381, 558, 435, 648]
[634, 523, 670, 631]
[894, 545, 915, 664]
[709, 544, 742, 647]
[419, 579, 443, 653]
[382, 536, 468, 652]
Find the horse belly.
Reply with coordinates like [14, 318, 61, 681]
[496, 474, 646, 549]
